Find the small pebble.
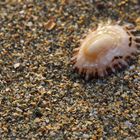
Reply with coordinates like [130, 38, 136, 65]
[13, 63, 20, 69]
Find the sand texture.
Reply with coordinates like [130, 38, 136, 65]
[0, 0, 140, 139]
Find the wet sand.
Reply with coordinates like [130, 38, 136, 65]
[0, 0, 140, 139]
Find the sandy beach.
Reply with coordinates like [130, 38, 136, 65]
[0, 0, 140, 139]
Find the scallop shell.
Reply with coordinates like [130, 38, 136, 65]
[72, 22, 140, 80]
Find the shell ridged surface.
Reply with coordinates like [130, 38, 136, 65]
[72, 23, 140, 79]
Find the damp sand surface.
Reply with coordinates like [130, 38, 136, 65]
[0, 0, 140, 139]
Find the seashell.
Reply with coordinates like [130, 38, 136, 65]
[71, 21, 140, 80]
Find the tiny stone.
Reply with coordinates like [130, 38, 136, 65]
[16, 107, 23, 113]
[45, 119, 50, 123]
[83, 134, 90, 138]
[19, 10, 24, 14]
[34, 118, 41, 123]
[27, 22, 33, 27]
[129, 65, 135, 70]
[14, 63, 20, 69]
[124, 121, 133, 128]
